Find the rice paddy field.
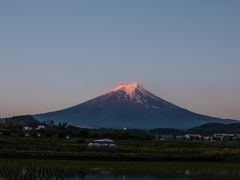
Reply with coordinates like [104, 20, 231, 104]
[0, 159, 240, 179]
[0, 137, 240, 179]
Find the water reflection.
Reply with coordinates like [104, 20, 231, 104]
[0, 159, 239, 179]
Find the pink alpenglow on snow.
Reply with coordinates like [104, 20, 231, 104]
[109, 82, 159, 103]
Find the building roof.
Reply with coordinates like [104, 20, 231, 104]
[93, 139, 115, 143]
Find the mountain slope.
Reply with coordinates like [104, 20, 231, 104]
[34, 82, 238, 129]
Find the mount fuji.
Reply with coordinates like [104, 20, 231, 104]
[34, 82, 237, 129]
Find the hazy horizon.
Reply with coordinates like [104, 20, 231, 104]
[0, 0, 240, 120]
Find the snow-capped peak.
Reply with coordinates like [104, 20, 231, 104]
[105, 82, 178, 110]
[110, 82, 146, 102]
[112, 82, 139, 93]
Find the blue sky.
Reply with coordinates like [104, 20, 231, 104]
[0, 0, 240, 120]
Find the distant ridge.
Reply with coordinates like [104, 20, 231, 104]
[1, 115, 40, 126]
[34, 82, 238, 129]
[190, 123, 240, 134]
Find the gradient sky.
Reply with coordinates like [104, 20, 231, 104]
[0, 0, 240, 120]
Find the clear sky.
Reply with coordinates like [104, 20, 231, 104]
[0, 0, 240, 120]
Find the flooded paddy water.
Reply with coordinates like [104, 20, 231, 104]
[0, 159, 240, 179]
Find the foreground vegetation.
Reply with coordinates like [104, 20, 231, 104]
[0, 136, 240, 162]
[1, 116, 240, 162]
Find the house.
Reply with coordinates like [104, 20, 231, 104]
[213, 133, 234, 141]
[159, 135, 173, 141]
[36, 125, 46, 130]
[203, 136, 213, 141]
[176, 135, 185, 140]
[233, 134, 240, 141]
[184, 134, 202, 140]
[88, 139, 117, 149]
[23, 127, 32, 131]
